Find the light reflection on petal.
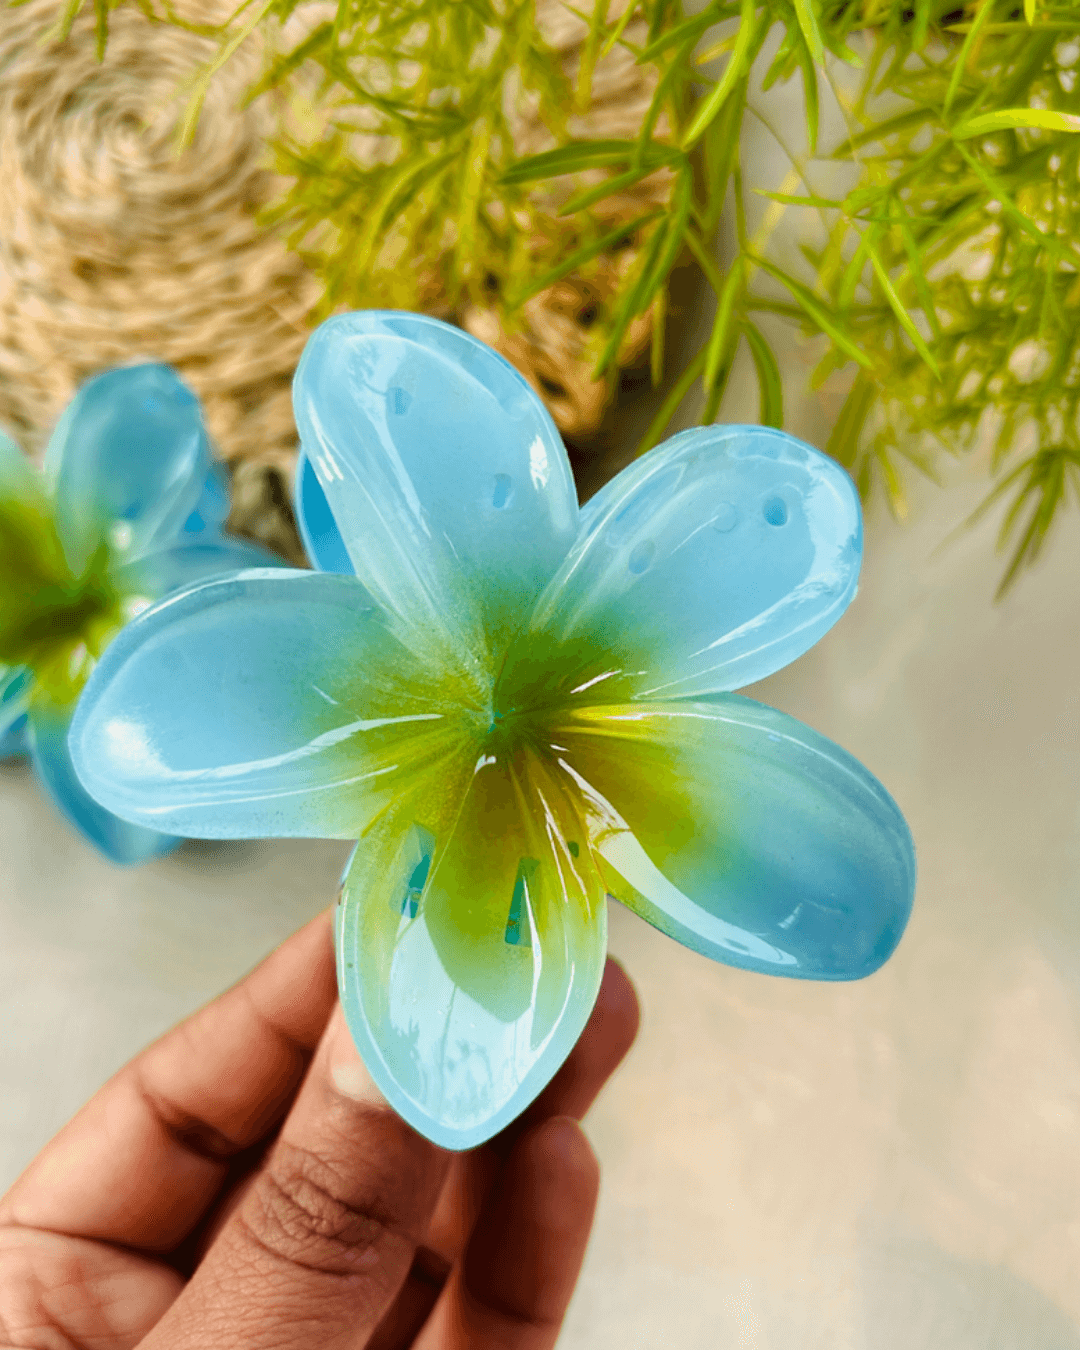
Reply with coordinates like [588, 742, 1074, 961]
[503, 425, 862, 708]
[552, 695, 915, 981]
[337, 743, 607, 1150]
[292, 311, 578, 659]
[70, 569, 479, 839]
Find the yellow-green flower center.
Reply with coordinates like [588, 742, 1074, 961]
[0, 494, 123, 708]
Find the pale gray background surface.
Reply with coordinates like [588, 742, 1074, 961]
[4, 57, 1080, 1348]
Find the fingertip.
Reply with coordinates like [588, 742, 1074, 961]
[459, 1115, 601, 1338]
[523, 1116, 600, 1216]
[598, 956, 641, 1059]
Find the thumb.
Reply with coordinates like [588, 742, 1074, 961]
[143, 1004, 452, 1350]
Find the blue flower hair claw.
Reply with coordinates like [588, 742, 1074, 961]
[0, 364, 284, 864]
[71, 313, 917, 1146]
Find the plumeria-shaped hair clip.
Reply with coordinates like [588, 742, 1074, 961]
[71, 313, 916, 1146]
[0, 363, 283, 863]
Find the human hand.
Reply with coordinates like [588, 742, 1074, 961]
[0, 909, 639, 1349]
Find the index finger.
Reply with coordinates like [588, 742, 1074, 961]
[0, 908, 337, 1253]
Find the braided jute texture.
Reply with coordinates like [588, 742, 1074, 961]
[0, 0, 667, 560]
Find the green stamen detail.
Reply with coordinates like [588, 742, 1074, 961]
[0, 494, 122, 708]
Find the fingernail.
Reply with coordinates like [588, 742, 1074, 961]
[326, 1005, 387, 1107]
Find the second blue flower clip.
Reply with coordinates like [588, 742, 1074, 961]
[0, 363, 283, 863]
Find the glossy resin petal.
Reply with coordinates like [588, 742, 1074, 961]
[1, 664, 32, 756]
[292, 311, 578, 659]
[30, 707, 179, 864]
[45, 364, 210, 575]
[183, 461, 232, 536]
[554, 696, 914, 980]
[505, 426, 861, 706]
[0, 719, 28, 758]
[113, 536, 290, 602]
[70, 569, 477, 839]
[295, 454, 355, 576]
[337, 746, 608, 1149]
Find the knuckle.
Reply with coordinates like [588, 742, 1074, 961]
[237, 1140, 394, 1277]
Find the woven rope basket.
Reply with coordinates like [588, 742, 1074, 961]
[0, 0, 671, 560]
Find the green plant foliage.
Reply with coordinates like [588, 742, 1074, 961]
[28, 0, 1080, 591]
[807, 0, 1080, 594]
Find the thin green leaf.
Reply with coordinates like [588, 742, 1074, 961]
[92, 0, 109, 59]
[39, 0, 83, 43]
[651, 287, 667, 386]
[954, 142, 1076, 264]
[574, 0, 611, 111]
[754, 190, 844, 209]
[945, 0, 995, 114]
[837, 231, 871, 312]
[704, 256, 744, 390]
[944, 19, 1078, 33]
[751, 256, 872, 367]
[826, 372, 876, 470]
[953, 109, 1080, 139]
[637, 29, 697, 152]
[794, 28, 819, 154]
[599, 169, 693, 375]
[987, 448, 1080, 596]
[741, 320, 784, 427]
[243, 21, 333, 103]
[700, 78, 745, 234]
[600, 0, 641, 58]
[760, 23, 800, 93]
[681, 0, 756, 148]
[595, 216, 671, 376]
[506, 209, 664, 307]
[864, 237, 941, 377]
[353, 150, 457, 277]
[638, 6, 717, 63]
[500, 140, 669, 185]
[640, 167, 694, 294]
[634, 348, 708, 457]
[558, 161, 681, 216]
[792, 0, 823, 66]
[175, 0, 275, 149]
[683, 228, 727, 295]
[701, 336, 737, 423]
[836, 107, 935, 157]
[454, 116, 491, 289]
[876, 443, 909, 520]
[910, 0, 931, 52]
[1024, 0, 1037, 24]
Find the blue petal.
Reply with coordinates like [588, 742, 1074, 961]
[70, 569, 473, 839]
[0, 717, 28, 758]
[556, 695, 915, 980]
[1, 665, 33, 758]
[182, 461, 231, 536]
[336, 747, 608, 1150]
[508, 425, 861, 704]
[45, 364, 211, 574]
[113, 535, 290, 602]
[295, 452, 355, 575]
[293, 311, 578, 658]
[29, 707, 179, 864]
